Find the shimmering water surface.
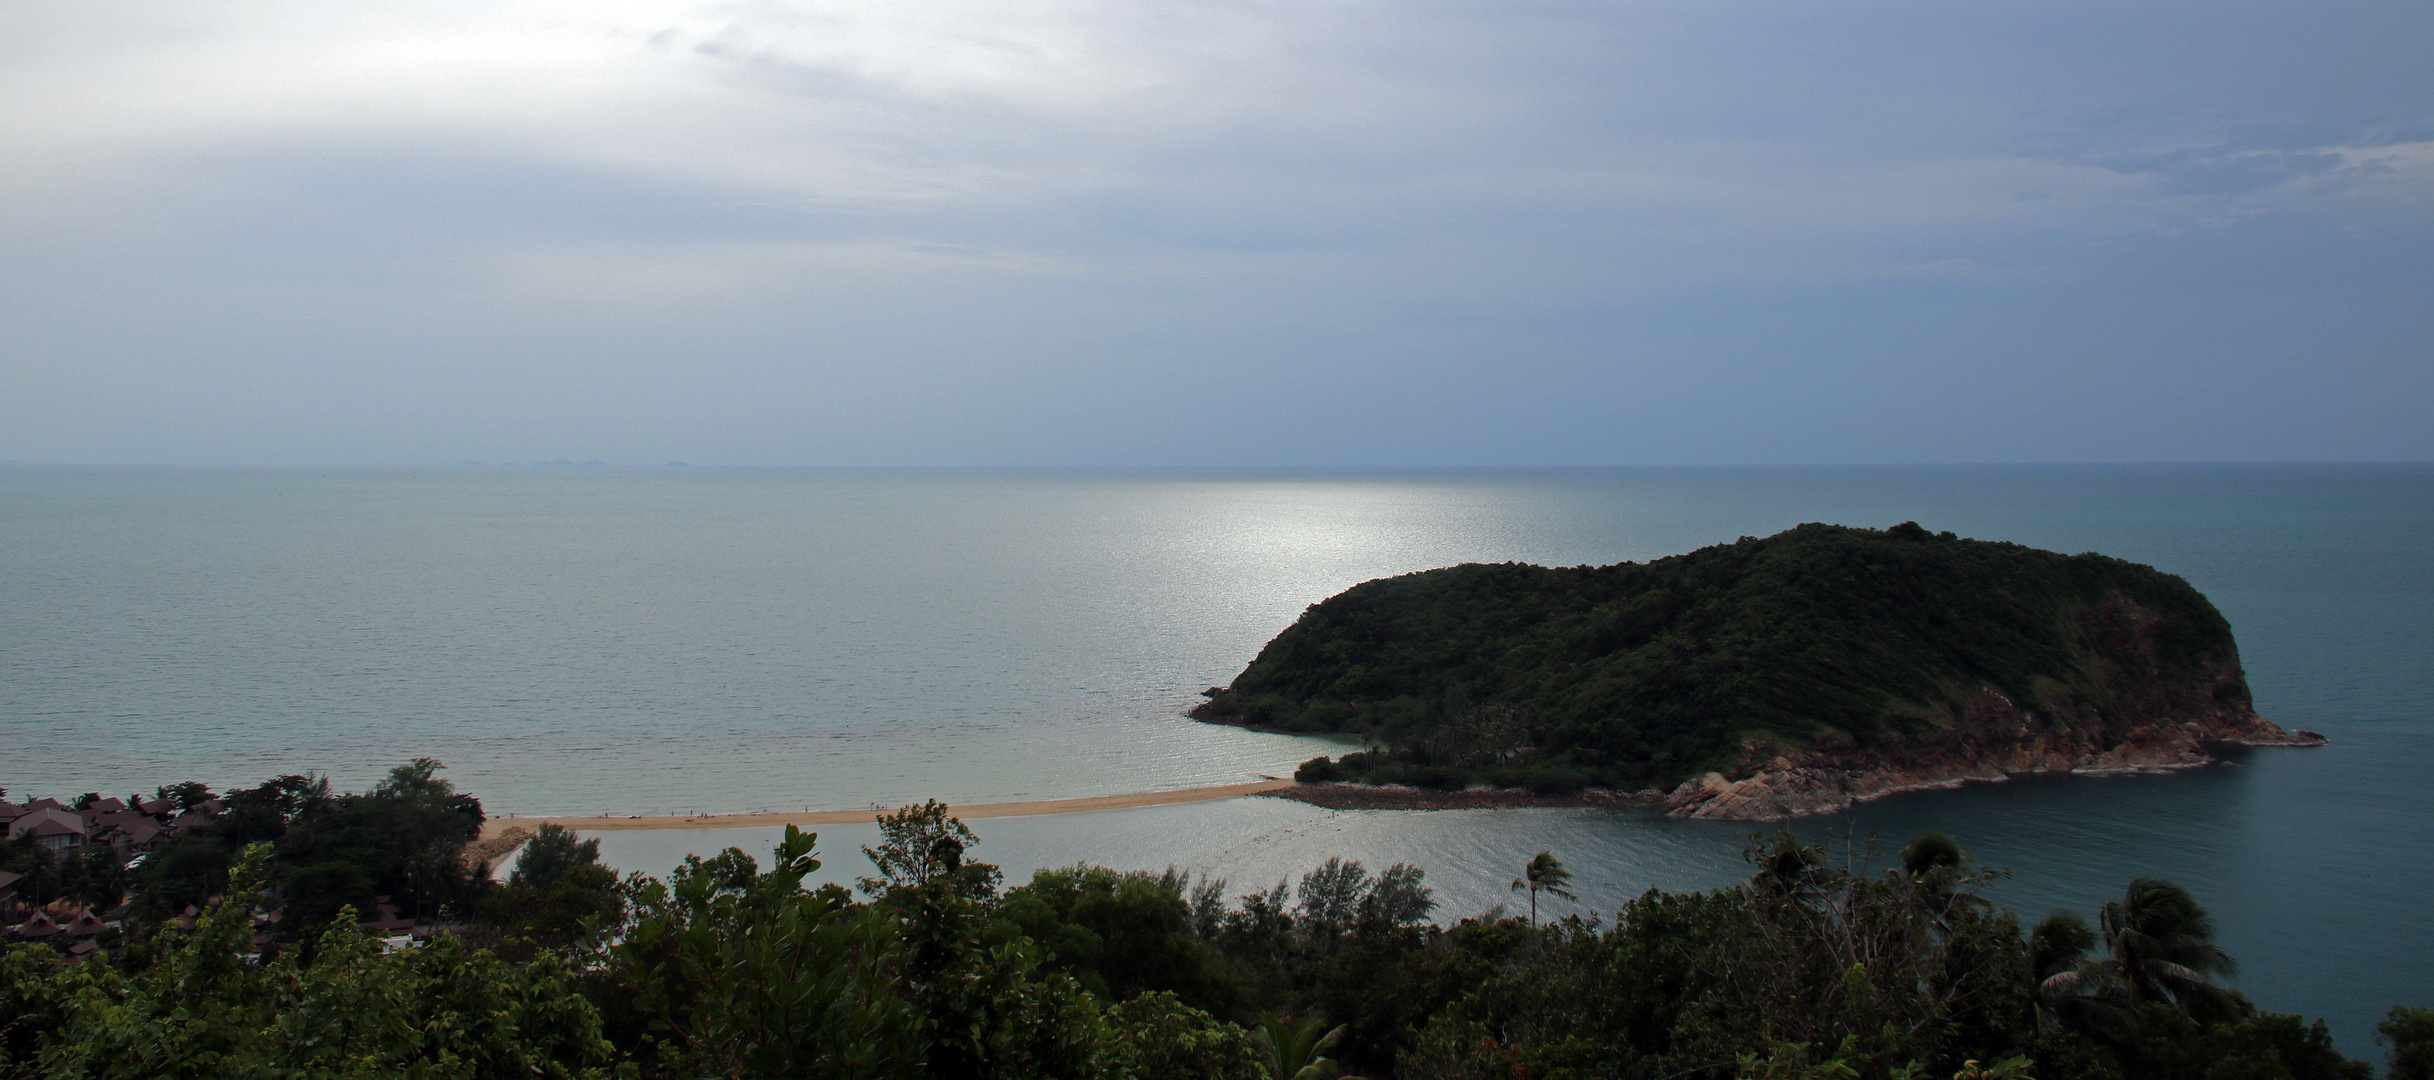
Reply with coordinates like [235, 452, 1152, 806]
[4, 465, 2429, 1050]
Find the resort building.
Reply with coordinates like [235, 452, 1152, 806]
[8, 807, 88, 854]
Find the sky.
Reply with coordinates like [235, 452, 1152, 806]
[1, 0, 2429, 467]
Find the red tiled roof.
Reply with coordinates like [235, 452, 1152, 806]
[8, 808, 86, 840]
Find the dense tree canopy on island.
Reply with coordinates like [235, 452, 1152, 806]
[1195, 522, 2261, 792]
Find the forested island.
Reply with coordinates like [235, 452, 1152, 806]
[1194, 522, 2323, 819]
[4, 763, 2430, 1079]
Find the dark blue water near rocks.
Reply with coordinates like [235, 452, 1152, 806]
[4, 464, 2428, 1052]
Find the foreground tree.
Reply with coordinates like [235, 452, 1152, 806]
[990, 863, 1238, 1011]
[2384, 1007, 2434, 1080]
[510, 823, 603, 889]
[477, 824, 624, 959]
[5, 847, 616, 1079]
[2099, 877, 2244, 1022]
[1405, 833, 2035, 1079]
[1101, 991, 1267, 1080]
[857, 803, 1105, 1080]
[125, 761, 488, 933]
[8, 782, 2407, 1080]
[1509, 851, 1576, 927]
[601, 826, 922, 1079]
[1254, 1011, 1359, 1080]
[2031, 910, 2135, 1042]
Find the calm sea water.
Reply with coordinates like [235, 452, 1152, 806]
[3, 465, 2428, 1051]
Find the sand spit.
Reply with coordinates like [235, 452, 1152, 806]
[479, 779, 1299, 839]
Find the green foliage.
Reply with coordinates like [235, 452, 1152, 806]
[0, 835, 117, 911]
[2031, 911, 2135, 1044]
[128, 761, 488, 931]
[1100, 991, 1268, 1080]
[861, 798, 994, 898]
[1403, 834, 2034, 1080]
[511, 824, 602, 889]
[1735, 1037, 1865, 1080]
[2020, 880, 2374, 1080]
[155, 781, 214, 810]
[856, 803, 1105, 1080]
[0, 942, 76, 1074]
[1254, 1011, 1357, 1080]
[1293, 920, 1454, 1077]
[472, 823, 625, 959]
[1951, 1057, 2035, 1080]
[2096, 877, 2244, 1023]
[476, 862, 624, 959]
[4, 847, 617, 1079]
[2096, 1002, 2371, 1080]
[1511, 851, 1577, 926]
[7, 786, 2403, 1080]
[0, 841, 59, 913]
[991, 864, 1239, 1012]
[2381, 1007, 2434, 1080]
[1902, 833, 1967, 878]
[912, 935, 1106, 1080]
[1202, 523, 2251, 788]
[601, 825, 923, 1079]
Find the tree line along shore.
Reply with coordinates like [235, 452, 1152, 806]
[4, 760, 2430, 1080]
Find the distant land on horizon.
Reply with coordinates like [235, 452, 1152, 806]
[5, 459, 2434, 475]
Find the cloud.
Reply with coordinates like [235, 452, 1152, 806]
[0, 0, 2428, 464]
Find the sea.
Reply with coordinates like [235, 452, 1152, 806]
[3, 464, 2427, 1053]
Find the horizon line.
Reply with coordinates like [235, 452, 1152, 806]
[4, 458, 2432, 472]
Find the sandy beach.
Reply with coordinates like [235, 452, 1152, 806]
[479, 778, 1299, 840]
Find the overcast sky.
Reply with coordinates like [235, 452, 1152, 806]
[2, 0, 2428, 466]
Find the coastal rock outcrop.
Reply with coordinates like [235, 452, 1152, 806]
[1660, 688, 2325, 821]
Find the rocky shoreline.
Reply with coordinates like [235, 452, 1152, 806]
[1267, 711, 2326, 822]
[1261, 784, 1669, 812]
[1657, 712, 2324, 821]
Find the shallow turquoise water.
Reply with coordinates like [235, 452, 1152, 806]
[5, 464, 2429, 1051]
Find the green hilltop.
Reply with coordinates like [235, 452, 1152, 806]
[1194, 522, 2257, 792]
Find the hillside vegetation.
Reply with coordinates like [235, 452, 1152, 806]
[1194, 522, 2257, 792]
[8, 784, 2424, 1080]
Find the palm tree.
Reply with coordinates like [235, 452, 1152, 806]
[1901, 831, 1966, 878]
[2030, 910, 2135, 1042]
[1253, 1011, 1361, 1080]
[1510, 851, 1577, 926]
[2098, 876, 2245, 1022]
[1749, 834, 1826, 903]
[2031, 877, 2245, 1039]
